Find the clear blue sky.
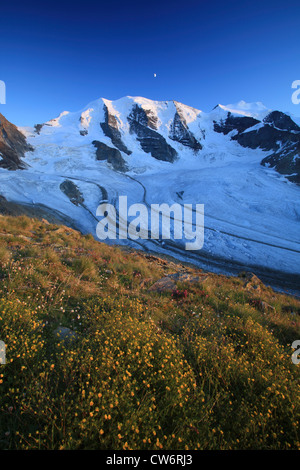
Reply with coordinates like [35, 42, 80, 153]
[1, 0, 300, 126]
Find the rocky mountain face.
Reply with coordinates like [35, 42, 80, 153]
[214, 109, 300, 184]
[92, 140, 128, 172]
[2, 97, 299, 183]
[38, 98, 300, 183]
[169, 102, 202, 151]
[128, 104, 178, 163]
[0, 97, 299, 285]
[100, 103, 132, 156]
[0, 113, 33, 170]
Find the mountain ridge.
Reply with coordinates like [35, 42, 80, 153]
[15, 95, 300, 183]
[0, 95, 299, 286]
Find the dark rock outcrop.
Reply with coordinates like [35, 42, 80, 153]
[257, 112, 300, 183]
[92, 140, 128, 172]
[79, 116, 89, 136]
[214, 112, 260, 136]
[169, 111, 202, 151]
[0, 113, 33, 170]
[148, 276, 177, 292]
[128, 103, 158, 130]
[148, 271, 208, 293]
[34, 124, 44, 135]
[100, 104, 132, 155]
[263, 111, 300, 132]
[128, 105, 178, 163]
[143, 108, 159, 130]
[60, 180, 84, 206]
[261, 141, 300, 184]
[214, 110, 300, 184]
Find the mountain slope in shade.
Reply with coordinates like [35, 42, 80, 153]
[0, 113, 33, 170]
[0, 96, 299, 291]
[212, 107, 300, 184]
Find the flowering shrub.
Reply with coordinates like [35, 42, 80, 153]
[172, 289, 188, 299]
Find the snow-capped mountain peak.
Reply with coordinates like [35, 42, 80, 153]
[218, 100, 271, 120]
[1, 95, 299, 291]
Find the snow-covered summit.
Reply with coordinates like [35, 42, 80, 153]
[1, 95, 299, 288]
[218, 100, 271, 120]
[13, 95, 298, 183]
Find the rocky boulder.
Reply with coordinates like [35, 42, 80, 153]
[60, 180, 84, 206]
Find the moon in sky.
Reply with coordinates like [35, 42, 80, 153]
[154, 73, 157, 78]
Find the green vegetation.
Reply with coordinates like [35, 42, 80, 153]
[0, 215, 299, 450]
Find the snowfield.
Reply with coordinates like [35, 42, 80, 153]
[1, 96, 300, 292]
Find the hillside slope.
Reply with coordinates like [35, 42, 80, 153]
[0, 215, 299, 450]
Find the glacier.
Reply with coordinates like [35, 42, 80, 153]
[1, 96, 299, 294]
